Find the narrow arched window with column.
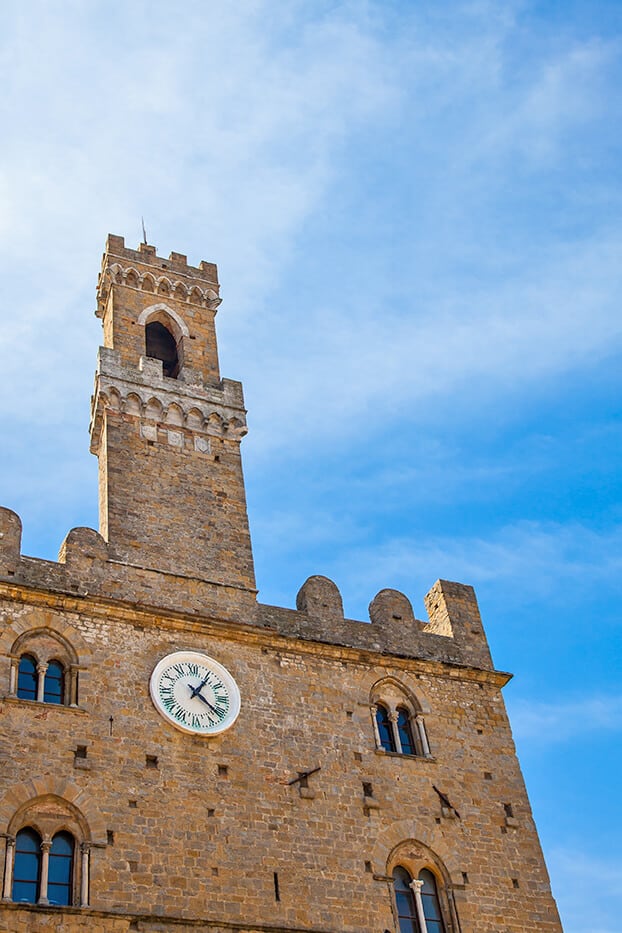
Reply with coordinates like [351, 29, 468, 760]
[397, 707, 417, 756]
[16, 655, 37, 701]
[43, 660, 65, 704]
[12, 828, 41, 903]
[393, 865, 420, 932]
[48, 832, 74, 905]
[376, 703, 397, 752]
[419, 868, 446, 933]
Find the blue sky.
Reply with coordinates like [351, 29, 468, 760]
[1, 2, 621, 929]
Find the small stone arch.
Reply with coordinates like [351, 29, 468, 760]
[370, 675, 430, 716]
[0, 614, 92, 667]
[207, 411, 224, 434]
[124, 392, 142, 416]
[145, 397, 164, 421]
[173, 281, 188, 300]
[186, 407, 205, 430]
[140, 272, 155, 292]
[188, 285, 204, 305]
[165, 403, 184, 426]
[371, 819, 463, 884]
[108, 387, 122, 411]
[108, 263, 123, 284]
[156, 275, 172, 296]
[0, 778, 107, 846]
[123, 267, 139, 288]
[137, 303, 190, 340]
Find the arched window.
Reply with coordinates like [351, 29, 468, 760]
[376, 704, 396, 752]
[371, 677, 431, 758]
[392, 865, 447, 933]
[16, 655, 37, 701]
[419, 868, 446, 933]
[43, 660, 65, 704]
[393, 865, 419, 932]
[12, 828, 41, 903]
[48, 832, 74, 906]
[397, 707, 417, 756]
[145, 321, 179, 378]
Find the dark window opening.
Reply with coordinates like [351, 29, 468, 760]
[397, 707, 417, 756]
[376, 704, 396, 752]
[419, 869, 445, 933]
[44, 660, 64, 704]
[393, 865, 419, 932]
[48, 832, 74, 906]
[12, 827, 41, 904]
[145, 321, 180, 378]
[17, 655, 37, 701]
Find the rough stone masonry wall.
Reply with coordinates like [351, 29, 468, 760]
[0, 580, 562, 933]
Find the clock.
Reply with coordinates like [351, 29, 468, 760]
[149, 650, 241, 735]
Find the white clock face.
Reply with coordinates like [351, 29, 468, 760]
[149, 651, 241, 735]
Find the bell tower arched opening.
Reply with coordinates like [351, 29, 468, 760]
[145, 320, 180, 378]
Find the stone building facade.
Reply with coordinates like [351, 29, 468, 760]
[0, 236, 562, 932]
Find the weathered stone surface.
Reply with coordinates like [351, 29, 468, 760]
[0, 237, 561, 933]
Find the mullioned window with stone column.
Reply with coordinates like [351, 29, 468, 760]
[370, 677, 431, 758]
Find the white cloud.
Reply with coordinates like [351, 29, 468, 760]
[324, 519, 622, 612]
[547, 848, 622, 933]
[509, 694, 622, 742]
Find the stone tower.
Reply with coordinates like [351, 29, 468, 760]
[0, 236, 562, 933]
[90, 235, 255, 591]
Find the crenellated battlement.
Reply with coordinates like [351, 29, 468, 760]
[96, 235, 219, 317]
[0, 506, 496, 672]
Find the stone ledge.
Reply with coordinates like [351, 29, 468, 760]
[0, 900, 336, 932]
[0, 696, 88, 715]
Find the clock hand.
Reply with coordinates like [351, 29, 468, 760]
[194, 692, 218, 714]
[188, 673, 210, 699]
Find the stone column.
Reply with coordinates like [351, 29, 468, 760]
[416, 716, 430, 756]
[36, 662, 48, 703]
[69, 666, 79, 707]
[409, 878, 428, 933]
[38, 839, 51, 905]
[8, 659, 17, 696]
[2, 836, 15, 900]
[80, 843, 90, 907]
[389, 710, 402, 754]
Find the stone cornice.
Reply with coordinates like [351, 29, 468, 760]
[89, 347, 247, 454]
[0, 580, 512, 688]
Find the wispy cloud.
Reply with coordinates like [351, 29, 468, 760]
[510, 694, 622, 742]
[547, 848, 622, 933]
